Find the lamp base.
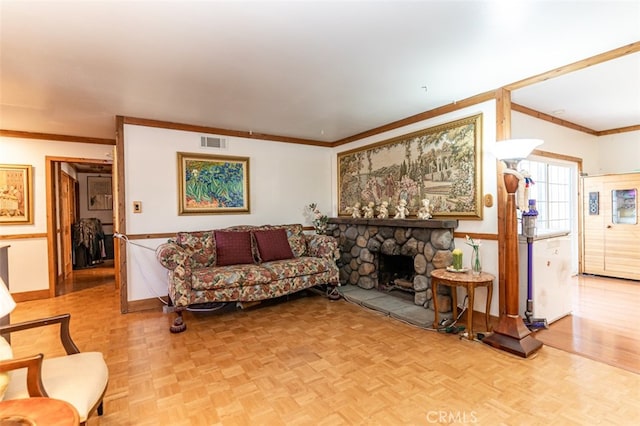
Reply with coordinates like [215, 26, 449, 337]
[483, 314, 542, 358]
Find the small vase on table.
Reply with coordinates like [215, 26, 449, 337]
[471, 246, 481, 276]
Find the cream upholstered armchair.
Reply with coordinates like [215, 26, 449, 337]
[0, 313, 109, 425]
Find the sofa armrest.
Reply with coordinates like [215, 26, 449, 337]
[156, 242, 189, 271]
[155, 242, 193, 305]
[305, 234, 340, 261]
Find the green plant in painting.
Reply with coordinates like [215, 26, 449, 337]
[185, 160, 244, 208]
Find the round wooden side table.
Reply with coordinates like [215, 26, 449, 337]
[431, 268, 494, 340]
[0, 397, 79, 426]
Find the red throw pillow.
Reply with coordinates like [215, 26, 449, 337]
[214, 231, 255, 266]
[253, 228, 294, 262]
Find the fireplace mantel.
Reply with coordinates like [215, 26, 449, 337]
[328, 217, 458, 229]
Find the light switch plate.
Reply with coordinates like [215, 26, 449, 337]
[133, 201, 142, 213]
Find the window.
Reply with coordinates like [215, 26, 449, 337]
[518, 159, 574, 233]
[612, 188, 637, 225]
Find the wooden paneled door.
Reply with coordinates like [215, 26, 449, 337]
[59, 171, 76, 279]
[582, 173, 640, 280]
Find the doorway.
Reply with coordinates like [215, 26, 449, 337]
[519, 154, 581, 275]
[47, 157, 116, 296]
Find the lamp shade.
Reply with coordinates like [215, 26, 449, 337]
[493, 139, 543, 164]
[0, 277, 16, 318]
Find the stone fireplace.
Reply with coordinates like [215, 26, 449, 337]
[327, 217, 457, 313]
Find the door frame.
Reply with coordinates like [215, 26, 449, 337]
[527, 150, 583, 276]
[45, 156, 115, 298]
[59, 169, 75, 280]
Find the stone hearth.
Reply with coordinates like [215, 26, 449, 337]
[327, 218, 458, 315]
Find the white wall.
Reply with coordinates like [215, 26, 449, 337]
[596, 131, 640, 174]
[511, 113, 639, 176]
[123, 124, 334, 301]
[331, 101, 502, 316]
[512, 112, 601, 172]
[0, 137, 113, 293]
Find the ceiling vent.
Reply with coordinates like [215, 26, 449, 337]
[200, 136, 227, 149]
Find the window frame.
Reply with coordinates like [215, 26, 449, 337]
[518, 157, 576, 235]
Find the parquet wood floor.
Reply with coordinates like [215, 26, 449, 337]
[57, 260, 116, 296]
[534, 274, 640, 374]
[9, 276, 639, 425]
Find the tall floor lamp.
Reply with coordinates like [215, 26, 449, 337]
[483, 139, 543, 358]
[0, 277, 16, 343]
[0, 277, 15, 319]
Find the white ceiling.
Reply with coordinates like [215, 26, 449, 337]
[1, 0, 639, 143]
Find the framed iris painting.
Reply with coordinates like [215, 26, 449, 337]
[177, 152, 250, 215]
[337, 114, 483, 219]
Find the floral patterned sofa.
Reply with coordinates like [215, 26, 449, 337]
[156, 224, 340, 332]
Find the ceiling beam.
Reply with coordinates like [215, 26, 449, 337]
[0, 129, 115, 145]
[121, 116, 332, 148]
[511, 103, 599, 135]
[332, 91, 496, 147]
[596, 124, 640, 136]
[504, 41, 640, 91]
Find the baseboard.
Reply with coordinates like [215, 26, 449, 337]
[126, 296, 168, 313]
[12, 289, 50, 302]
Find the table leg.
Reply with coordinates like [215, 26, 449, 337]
[432, 280, 439, 328]
[467, 286, 474, 340]
[451, 285, 458, 320]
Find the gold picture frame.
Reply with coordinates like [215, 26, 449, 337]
[0, 164, 34, 225]
[177, 152, 250, 215]
[337, 114, 483, 219]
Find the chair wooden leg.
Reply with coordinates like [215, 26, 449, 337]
[170, 311, 186, 333]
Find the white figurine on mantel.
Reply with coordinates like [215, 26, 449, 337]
[394, 199, 409, 219]
[417, 198, 433, 219]
[362, 201, 375, 219]
[377, 201, 389, 219]
[346, 202, 362, 218]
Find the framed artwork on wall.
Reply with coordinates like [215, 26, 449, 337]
[177, 152, 250, 215]
[87, 176, 113, 210]
[0, 164, 34, 225]
[337, 114, 483, 219]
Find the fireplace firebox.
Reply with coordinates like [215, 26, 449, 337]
[379, 254, 415, 294]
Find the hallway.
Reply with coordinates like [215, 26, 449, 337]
[57, 259, 115, 296]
